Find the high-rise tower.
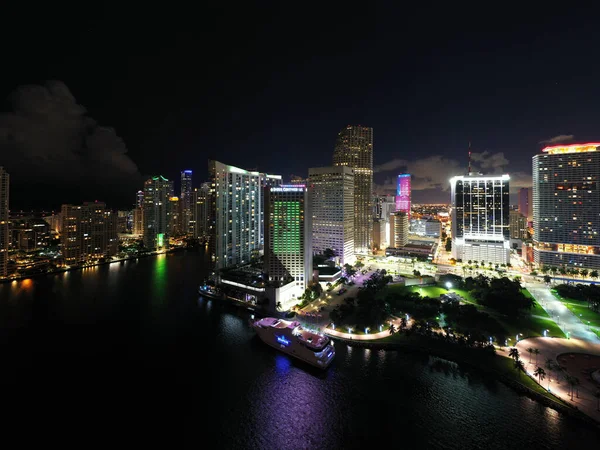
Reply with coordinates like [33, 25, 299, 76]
[0, 167, 9, 278]
[533, 143, 600, 269]
[450, 174, 510, 265]
[333, 125, 373, 255]
[308, 166, 355, 265]
[395, 174, 411, 218]
[180, 170, 193, 235]
[143, 175, 171, 250]
[264, 185, 312, 304]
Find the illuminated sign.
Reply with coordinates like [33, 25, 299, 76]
[276, 335, 291, 346]
[271, 187, 305, 192]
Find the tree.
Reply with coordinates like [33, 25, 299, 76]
[323, 248, 335, 259]
[527, 347, 533, 363]
[514, 359, 525, 377]
[543, 275, 551, 284]
[413, 269, 421, 277]
[533, 348, 540, 365]
[276, 301, 282, 310]
[509, 347, 520, 360]
[355, 260, 364, 269]
[591, 270, 599, 280]
[445, 239, 452, 252]
[534, 367, 546, 386]
[389, 323, 396, 335]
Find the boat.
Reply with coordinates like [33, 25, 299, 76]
[250, 317, 335, 369]
[198, 284, 222, 299]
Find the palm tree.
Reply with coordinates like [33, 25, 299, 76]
[566, 375, 576, 400]
[389, 324, 396, 335]
[527, 347, 533, 363]
[590, 270, 599, 280]
[276, 301, 282, 310]
[534, 367, 546, 386]
[514, 359, 525, 377]
[533, 348, 540, 365]
[509, 347, 520, 361]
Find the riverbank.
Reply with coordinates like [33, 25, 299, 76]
[0, 247, 188, 284]
[329, 332, 600, 429]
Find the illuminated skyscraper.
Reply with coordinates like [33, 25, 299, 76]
[396, 174, 411, 218]
[192, 182, 210, 239]
[308, 166, 355, 265]
[180, 170, 193, 235]
[264, 185, 312, 307]
[208, 160, 282, 269]
[0, 167, 9, 278]
[533, 143, 600, 269]
[450, 174, 510, 265]
[143, 175, 171, 250]
[333, 125, 373, 254]
[136, 190, 144, 209]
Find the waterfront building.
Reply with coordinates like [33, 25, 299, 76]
[136, 190, 144, 209]
[133, 207, 144, 235]
[0, 167, 9, 278]
[450, 174, 510, 265]
[333, 125, 373, 254]
[60, 202, 118, 265]
[533, 143, 600, 269]
[180, 170, 193, 235]
[396, 174, 411, 218]
[208, 160, 282, 269]
[193, 182, 210, 239]
[308, 166, 355, 265]
[143, 175, 171, 251]
[167, 196, 183, 236]
[264, 185, 312, 310]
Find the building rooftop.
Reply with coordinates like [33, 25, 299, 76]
[542, 143, 600, 154]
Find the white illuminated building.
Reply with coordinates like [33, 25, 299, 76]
[450, 174, 510, 265]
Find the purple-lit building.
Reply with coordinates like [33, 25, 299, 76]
[518, 187, 532, 221]
[395, 174, 411, 218]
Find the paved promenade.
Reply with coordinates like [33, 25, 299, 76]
[512, 337, 600, 422]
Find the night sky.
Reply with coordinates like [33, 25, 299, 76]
[2, 5, 600, 209]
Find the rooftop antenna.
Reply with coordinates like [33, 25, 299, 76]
[468, 141, 472, 175]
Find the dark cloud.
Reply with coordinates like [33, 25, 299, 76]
[0, 81, 142, 203]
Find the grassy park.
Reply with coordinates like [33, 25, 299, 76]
[552, 289, 600, 339]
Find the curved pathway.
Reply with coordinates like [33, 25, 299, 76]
[513, 337, 600, 422]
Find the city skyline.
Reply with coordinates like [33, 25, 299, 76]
[1, 6, 600, 208]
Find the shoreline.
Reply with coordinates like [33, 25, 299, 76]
[0, 247, 188, 283]
[329, 334, 600, 429]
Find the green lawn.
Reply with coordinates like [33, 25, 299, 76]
[384, 284, 447, 298]
[551, 292, 600, 339]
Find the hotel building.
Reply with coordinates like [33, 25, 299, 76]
[533, 143, 600, 269]
[333, 125, 373, 254]
[264, 185, 312, 310]
[450, 174, 510, 265]
[389, 211, 409, 248]
[308, 166, 355, 265]
[208, 160, 282, 269]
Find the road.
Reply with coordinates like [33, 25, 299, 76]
[525, 282, 599, 342]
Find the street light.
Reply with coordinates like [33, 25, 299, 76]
[446, 282, 452, 290]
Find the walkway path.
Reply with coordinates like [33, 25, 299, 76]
[525, 282, 599, 342]
[511, 337, 600, 422]
[323, 317, 404, 341]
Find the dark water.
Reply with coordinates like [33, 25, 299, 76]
[0, 251, 598, 448]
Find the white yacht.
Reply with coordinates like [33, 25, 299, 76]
[251, 317, 335, 369]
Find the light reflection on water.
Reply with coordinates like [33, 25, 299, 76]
[0, 251, 598, 448]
